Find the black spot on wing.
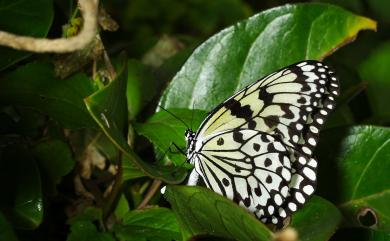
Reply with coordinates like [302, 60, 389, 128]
[217, 137, 224, 146]
[224, 98, 253, 121]
[233, 130, 244, 143]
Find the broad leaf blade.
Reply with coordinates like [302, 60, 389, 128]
[114, 207, 181, 241]
[134, 109, 207, 165]
[160, 3, 376, 111]
[165, 185, 273, 241]
[84, 57, 187, 183]
[0, 63, 98, 129]
[290, 196, 342, 241]
[316, 126, 390, 231]
[0, 0, 53, 70]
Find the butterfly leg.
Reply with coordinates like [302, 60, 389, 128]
[187, 169, 200, 186]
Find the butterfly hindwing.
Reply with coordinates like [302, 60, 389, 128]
[195, 129, 292, 224]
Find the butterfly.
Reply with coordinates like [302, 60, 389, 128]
[184, 60, 339, 226]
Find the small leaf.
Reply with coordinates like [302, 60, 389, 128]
[0, 0, 53, 70]
[134, 109, 207, 165]
[84, 55, 187, 183]
[114, 207, 181, 241]
[67, 221, 115, 241]
[160, 3, 376, 111]
[114, 195, 130, 220]
[290, 196, 342, 241]
[164, 185, 273, 241]
[33, 139, 75, 193]
[316, 126, 390, 231]
[0, 63, 98, 129]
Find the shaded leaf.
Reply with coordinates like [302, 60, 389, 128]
[0, 144, 43, 229]
[126, 59, 158, 119]
[0, 63, 98, 129]
[0, 211, 19, 241]
[290, 196, 342, 241]
[134, 109, 207, 165]
[67, 221, 115, 241]
[114, 195, 130, 220]
[114, 207, 181, 241]
[316, 126, 390, 231]
[160, 3, 376, 111]
[164, 185, 273, 241]
[33, 139, 75, 193]
[84, 56, 187, 183]
[359, 41, 390, 123]
[0, 0, 53, 70]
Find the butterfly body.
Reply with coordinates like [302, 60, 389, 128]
[185, 60, 339, 226]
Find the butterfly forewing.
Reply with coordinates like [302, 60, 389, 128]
[186, 60, 339, 226]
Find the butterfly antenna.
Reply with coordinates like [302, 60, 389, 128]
[158, 105, 190, 130]
[190, 101, 195, 130]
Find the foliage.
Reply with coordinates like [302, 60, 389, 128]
[0, 0, 389, 240]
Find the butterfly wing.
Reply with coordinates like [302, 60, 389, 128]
[189, 60, 339, 225]
[193, 129, 296, 225]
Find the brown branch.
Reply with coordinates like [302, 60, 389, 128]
[0, 0, 98, 53]
[137, 180, 162, 209]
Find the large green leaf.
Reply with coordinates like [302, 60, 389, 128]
[0, 143, 43, 229]
[164, 185, 273, 241]
[134, 109, 207, 165]
[0, 0, 53, 70]
[114, 207, 181, 241]
[0, 63, 98, 129]
[290, 196, 342, 241]
[359, 41, 390, 123]
[316, 126, 390, 231]
[84, 56, 187, 183]
[160, 3, 376, 111]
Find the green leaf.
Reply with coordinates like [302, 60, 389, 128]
[67, 221, 115, 241]
[122, 154, 146, 181]
[114, 207, 181, 241]
[164, 185, 273, 241]
[93, 133, 145, 180]
[126, 59, 158, 119]
[0, 63, 98, 129]
[0, 0, 53, 70]
[160, 3, 376, 111]
[0, 211, 19, 241]
[290, 196, 342, 241]
[134, 109, 207, 165]
[33, 139, 75, 193]
[316, 126, 390, 231]
[0, 143, 43, 229]
[359, 41, 390, 123]
[114, 195, 130, 220]
[84, 56, 187, 183]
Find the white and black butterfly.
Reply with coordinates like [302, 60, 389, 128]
[184, 60, 339, 226]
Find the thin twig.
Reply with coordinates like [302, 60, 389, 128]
[0, 0, 98, 53]
[137, 180, 162, 209]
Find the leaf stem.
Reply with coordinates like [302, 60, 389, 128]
[137, 179, 162, 209]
